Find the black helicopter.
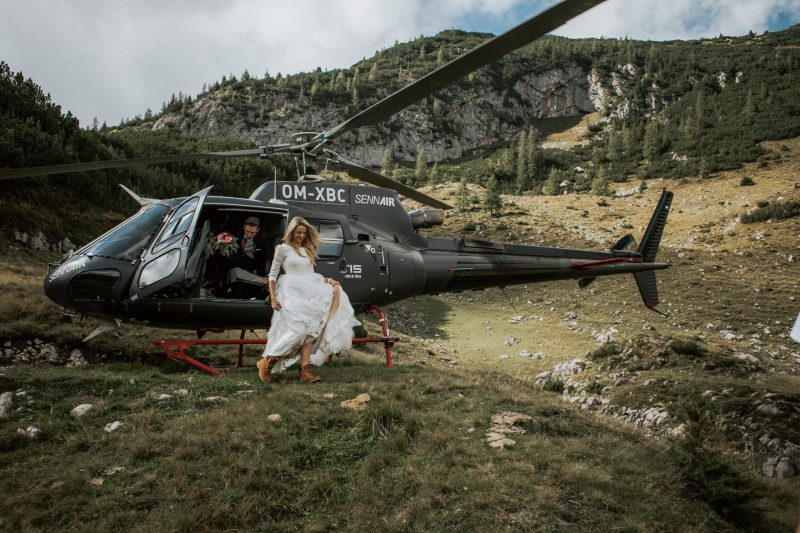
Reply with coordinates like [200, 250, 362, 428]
[0, 0, 672, 335]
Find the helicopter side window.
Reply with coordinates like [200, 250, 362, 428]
[153, 198, 199, 253]
[308, 220, 344, 259]
[80, 203, 170, 261]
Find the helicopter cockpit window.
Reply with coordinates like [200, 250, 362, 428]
[153, 197, 199, 253]
[80, 203, 170, 261]
[309, 220, 344, 259]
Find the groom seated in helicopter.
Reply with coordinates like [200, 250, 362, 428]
[207, 216, 274, 298]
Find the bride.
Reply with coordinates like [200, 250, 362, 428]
[257, 216, 360, 383]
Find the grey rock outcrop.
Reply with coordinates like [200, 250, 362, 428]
[133, 61, 684, 167]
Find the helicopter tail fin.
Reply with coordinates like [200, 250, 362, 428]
[578, 190, 672, 315]
[633, 189, 673, 314]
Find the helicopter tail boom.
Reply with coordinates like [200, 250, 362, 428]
[420, 190, 673, 312]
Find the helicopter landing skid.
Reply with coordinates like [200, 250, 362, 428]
[151, 304, 397, 374]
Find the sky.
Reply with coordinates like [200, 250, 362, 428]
[2, 0, 799, 127]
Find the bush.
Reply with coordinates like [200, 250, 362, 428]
[670, 339, 705, 357]
[584, 381, 605, 394]
[741, 200, 800, 224]
[669, 434, 764, 529]
[543, 378, 565, 394]
[740, 176, 755, 186]
[589, 342, 621, 360]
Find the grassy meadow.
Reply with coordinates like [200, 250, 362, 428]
[1, 139, 800, 530]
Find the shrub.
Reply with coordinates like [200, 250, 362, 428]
[584, 381, 605, 394]
[669, 434, 764, 528]
[740, 176, 755, 186]
[543, 378, 565, 394]
[670, 339, 705, 357]
[589, 342, 621, 360]
[741, 200, 800, 224]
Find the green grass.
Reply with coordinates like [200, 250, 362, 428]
[1, 356, 775, 531]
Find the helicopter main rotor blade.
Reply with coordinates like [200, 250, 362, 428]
[320, 0, 606, 142]
[326, 151, 452, 210]
[0, 147, 277, 181]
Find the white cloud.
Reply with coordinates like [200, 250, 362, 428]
[1, 0, 797, 125]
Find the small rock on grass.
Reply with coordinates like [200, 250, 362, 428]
[70, 404, 92, 417]
[104, 421, 123, 433]
[267, 414, 282, 422]
[0, 392, 13, 419]
[340, 393, 370, 410]
[17, 426, 40, 438]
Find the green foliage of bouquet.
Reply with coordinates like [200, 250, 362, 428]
[208, 231, 238, 257]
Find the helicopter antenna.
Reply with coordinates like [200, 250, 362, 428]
[498, 286, 520, 316]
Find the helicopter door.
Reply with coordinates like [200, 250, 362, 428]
[129, 186, 212, 300]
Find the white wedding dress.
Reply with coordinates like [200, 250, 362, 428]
[261, 243, 360, 372]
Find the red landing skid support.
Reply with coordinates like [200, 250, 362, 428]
[151, 304, 398, 375]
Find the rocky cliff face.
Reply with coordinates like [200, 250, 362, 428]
[137, 61, 674, 166]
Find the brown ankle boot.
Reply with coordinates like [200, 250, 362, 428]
[299, 364, 321, 383]
[257, 357, 278, 383]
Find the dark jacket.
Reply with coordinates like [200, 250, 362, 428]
[233, 231, 272, 275]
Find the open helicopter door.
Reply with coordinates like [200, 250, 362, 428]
[129, 186, 213, 300]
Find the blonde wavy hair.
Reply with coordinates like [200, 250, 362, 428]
[282, 216, 321, 264]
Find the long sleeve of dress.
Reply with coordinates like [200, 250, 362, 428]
[268, 244, 286, 281]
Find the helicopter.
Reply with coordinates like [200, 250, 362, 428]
[0, 0, 673, 362]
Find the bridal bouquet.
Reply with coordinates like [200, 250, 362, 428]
[209, 231, 238, 257]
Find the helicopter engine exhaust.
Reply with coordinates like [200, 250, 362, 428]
[409, 208, 444, 229]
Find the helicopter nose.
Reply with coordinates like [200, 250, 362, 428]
[44, 257, 122, 312]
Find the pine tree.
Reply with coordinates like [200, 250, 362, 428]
[456, 178, 471, 212]
[527, 126, 543, 184]
[515, 129, 529, 192]
[429, 162, 440, 184]
[381, 148, 393, 175]
[415, 146, 428, 185]
[543, 168, 560, 195]
[590, 168, 610, 195]
[483, 176, 502, 215]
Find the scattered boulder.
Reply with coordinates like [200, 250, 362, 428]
[340, 393, 370, 410]
[17, 425, 41, 438]
[203, 396, 227, 402]
[762, 452, 799, 478]
[552, 359, 588, 377]
[567, 396, 606, 410]
[267, 414, 282, 422]
[0, 392, 13, 419]
[668, 423, 688, 439]
[173, 389, 189, 396]
[519, 349, 544, 359]
[70, 404, 93, 417]
[485, 411, 533, 449]
[503, 336, 519, 346]
[104, 421, 123, 433]
[67, 349, 88, 367]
